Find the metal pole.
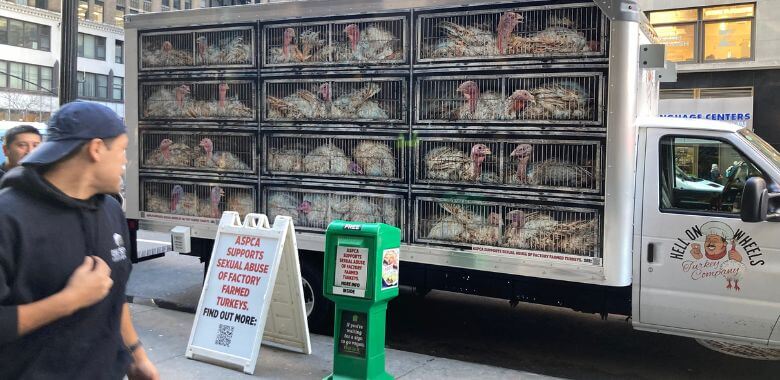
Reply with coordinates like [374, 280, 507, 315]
[59, 0, 79, 106]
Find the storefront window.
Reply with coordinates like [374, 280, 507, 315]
[648, 3, 755, 63]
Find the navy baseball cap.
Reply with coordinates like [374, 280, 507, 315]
[22, 101, 127, 166]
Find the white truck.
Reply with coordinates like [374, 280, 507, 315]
[123, 0, 780, 352]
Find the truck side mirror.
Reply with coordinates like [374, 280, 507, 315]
[741, 177, 769, 222]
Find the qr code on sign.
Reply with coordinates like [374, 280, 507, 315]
[215, 324, 234, 347]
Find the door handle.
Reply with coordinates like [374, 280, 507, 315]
[647, 243, 655, 263]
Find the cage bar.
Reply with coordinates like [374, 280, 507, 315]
[141, 179, 257, 219]
[264, 134, 402, 181]
[140, 31, 194, 69]
[415, 197, 601, 257]
[416, 72, 602, 124]
[141, 80, 256, 121]
[263, 16, 406, 67]
[416, 138, 601, 193]
[417, 3, 605, 63]
[140, 130, 256, 173]
[264, 187, 403, 232]
[264, 78, 405, 122]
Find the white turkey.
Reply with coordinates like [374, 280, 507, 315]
[452, 81, 535, 121]
[267, 192, 301, 224]
[194, 138, 250, 171]
[519, 82, 589, 120]
[197, 186, 224, 219]
[297, 194, 330, 228]
[509, 144, 593, 187]
[508, 16, 592, 55]
[425, 144, 497, 182]
[342, 23, 397, 62]
[267, 84, 329, 120]
[267, 146, 304, 173]
[303, 144, 363, 175]
[431, 12, 523, 57]
[504, 210, 559, 250]
[226, 192, 254, 218]
[167, 185, 199, 216]
[335, 197, 383, 223]
[352, 141, 396, 178]
[324, 82, 389, 120]
[144, 138, 196, 168]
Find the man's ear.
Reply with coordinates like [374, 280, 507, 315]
[86, 138, 104, 162]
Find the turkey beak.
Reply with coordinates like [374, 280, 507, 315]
[483, 147, 492, 155]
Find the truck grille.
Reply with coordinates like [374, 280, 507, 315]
[140, 80, 256, 121]
[415, 197, 601, 258]
[263, 77, 405, 123]
[141, 178, 257, 220]
[140, 130, 256, 174]
[263, 133, 403, 181]
[416, 72, 603, 124]
[417, 2, 605, 63]
[416, 137, 601, 193]
[263, 16, 407, 67]
[140, 26, 255, 70]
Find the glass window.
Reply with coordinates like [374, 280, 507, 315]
[115, 7, 125, 28]
[143, 0, 151, 12]
[96, 36, 106, 60]
[115, 40, 124, 64]
[79, 0, 89, 21]
[174, 0, 180, 9]
[0, 18, 7, 45]
[24, 64, 38, 92]
[23, 23, 38, 49]
[40, 66, 52, 93]
[93, 1, 104, 24]
[78, 72, 84, 97]
[9, 62, 23, 89]
[703, 20, 752, 61]
[659, 136, 764, 214]
[703, 4, 755, 20]
[185, 0, 192, 9]
[83, 34, 96, 59]
[0, 61, 7, 88]
[77, 33, 85, 56]
[8, 19, 23, 47]
[113, 76, 123, 101]
[654, 24, 696, 62]
[97, 74, 108, 99]
[649, 8, 698, 24]
[38, 25, 50, 51]
[83, 72, 96, 98]
[740, 129, 780, 169]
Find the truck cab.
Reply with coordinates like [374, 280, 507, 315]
[634, 117, 780, 346]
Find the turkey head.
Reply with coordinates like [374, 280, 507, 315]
[470, 143, 492, 181]
[510, 144, 534, 183]
[174, 84, 190, 110]
[496, 12, 523, 54]
[507, 210, 525, 229]
[170, 185, 184, 213]
[199, 137, 214, 161]
[457, 81, 480, 114]
[506, 90, 535, 117]
[282, 28, 296, 60]
[210, 186, 224, 218]
[196, 36, 208, 63]
[344, 24, 360, 52]
[218, 83, 229, 108]
[159, 139, 173, 161]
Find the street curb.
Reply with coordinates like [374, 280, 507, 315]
[126, 295, 197, 314]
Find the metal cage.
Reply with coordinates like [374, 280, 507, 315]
[415, 196, 601, 258]
[416, 2, 606, 63]
[140, 130, 257, 174]
[415, 137, 602, 193]
[139, 26, 255, 70]
[415, 72, 603, 125]
[263, 77, 406, 123]
[263, 15, 407, 67]
[263, 133, 403, 181]
[140, 80, 256, 121]
[141, 178, 257, 220]
[264, 186, 404, 233]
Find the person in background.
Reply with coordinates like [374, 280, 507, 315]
[710, 164, 722, 183]
[0, 102, 159, 379]
[0, 125, 42, 181]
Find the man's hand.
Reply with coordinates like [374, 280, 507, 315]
[128, 349, 160, 380]
[63, 256, 113, 310]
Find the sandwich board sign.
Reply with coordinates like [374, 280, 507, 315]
[186, 212, 311, 374]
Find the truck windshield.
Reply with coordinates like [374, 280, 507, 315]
[739, 128, 780, 168]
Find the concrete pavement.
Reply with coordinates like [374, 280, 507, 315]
[129, 303, 560, 379]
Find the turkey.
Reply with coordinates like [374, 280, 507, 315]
[196, 35, 250, 65]
[144, 138, 196, 168]
[168, 185, 199, 216]
[303, 144, 363, 175]
[267, 192, 301, 224]
[722, 240, 746, 291]
[266, 84, 329, 120]
[425, 144, 496, 182]
[508, 16, 592, 55]
[334, 197, 383, 223]
[341, 23, 397, 62]
[267, 145, 304, 173]
[431, 12, 522, 58]
[143, 85, 189, 118]
[297, 194, 330, 228]
[324, 82, 389, 120]
[452, 81, 536, 120]
[509, 144, 593, 187]
[227, 192, 255, 218]
[504, 210, 559, 250]
[352, 141, 396, 178]
[194, 138, 250, 171]
[142, 40, 193, 67]
[198, 186, 224, 219]
[268, 28, 308, 64]
[519, 82, 589, 120]
[426, 203, 488, 243]
[471, 212, 502, 246]
[427, 215, 469, 242]
[298, 29, 328, 62]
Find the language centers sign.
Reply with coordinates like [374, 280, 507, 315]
[659, 97, 753, 129]
[186, 212, 311, 374]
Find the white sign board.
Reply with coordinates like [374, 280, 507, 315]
[659, 97, 753, 129]
[333, 246, 368, 298]
[186, 212, 311, 374]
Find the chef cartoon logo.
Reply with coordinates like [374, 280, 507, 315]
[669, 221, 766, 291]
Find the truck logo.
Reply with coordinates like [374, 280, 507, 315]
[669, 221, 765, 291]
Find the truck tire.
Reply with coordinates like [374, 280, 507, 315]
[300, 258, 333, 333]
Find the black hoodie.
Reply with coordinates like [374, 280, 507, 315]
[0, 167, 132, 379]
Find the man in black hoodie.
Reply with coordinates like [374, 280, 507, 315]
[0, 101, 159, 379]
[0, 124, 42, 181]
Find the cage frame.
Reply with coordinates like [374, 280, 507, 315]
[138, 25, 257, 71]
[139, 79, 258, 122]
[139, 129, 258, 175]
[139, 176, 258, 220]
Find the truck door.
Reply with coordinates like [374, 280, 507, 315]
[638, 129, 780, 343]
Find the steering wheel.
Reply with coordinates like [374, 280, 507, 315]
[716, 161, 748, 210]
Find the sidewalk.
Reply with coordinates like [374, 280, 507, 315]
[129, 303, 559, 380]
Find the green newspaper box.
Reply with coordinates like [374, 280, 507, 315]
[323, 221, 401, 380]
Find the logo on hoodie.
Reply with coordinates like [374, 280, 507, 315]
[111, 233, 127, 262]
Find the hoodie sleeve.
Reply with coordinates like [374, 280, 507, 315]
[0, 222, 19, 344]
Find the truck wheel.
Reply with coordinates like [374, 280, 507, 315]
[300, 259, 333, 333]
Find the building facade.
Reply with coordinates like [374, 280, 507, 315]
[640, 0, 780, 150]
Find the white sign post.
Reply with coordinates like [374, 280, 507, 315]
[186, 212, 311, 374]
